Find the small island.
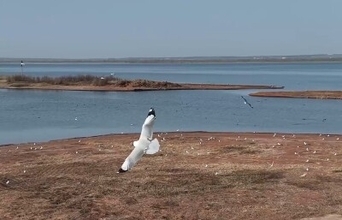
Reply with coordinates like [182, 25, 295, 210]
[250, 90, 342, 100]
[0, 75, 284, 92]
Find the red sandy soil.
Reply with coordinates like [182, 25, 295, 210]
[1, 132, 342, 220]
[250, 91, 342, 100]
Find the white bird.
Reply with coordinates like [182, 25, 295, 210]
[300, 173, 307, 177]
[20, 60, 25, 67]
[268, 161, 274, 167]
[118, 108, 160, 173]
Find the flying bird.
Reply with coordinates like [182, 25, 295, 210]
[241, 96, 253, 108]
[118, 108, 160, 173]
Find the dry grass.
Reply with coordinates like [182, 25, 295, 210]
[0, 75, 283, 92]
[1, 132, 342, 219]
[4, 74, 181, 88]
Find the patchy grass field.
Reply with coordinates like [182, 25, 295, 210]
[1, 132, 342, 219]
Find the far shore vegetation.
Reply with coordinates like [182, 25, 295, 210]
[1, 74, 181, 88]
[0, 74, 285, 91]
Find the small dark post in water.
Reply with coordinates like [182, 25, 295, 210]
[20, 60, 25, 75]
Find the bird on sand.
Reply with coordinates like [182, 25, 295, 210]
[118, 108, 160, 173]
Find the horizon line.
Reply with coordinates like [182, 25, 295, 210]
[1, 53, 342, 60]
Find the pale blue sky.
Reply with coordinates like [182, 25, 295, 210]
[0, 0, 341, 58]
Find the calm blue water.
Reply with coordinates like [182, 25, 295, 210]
[1, 62, 342, 145]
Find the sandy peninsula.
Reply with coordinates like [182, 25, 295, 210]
[250, 91, 342, 100]
[0, 75, 283, 92]
[1, 132, 342, 219]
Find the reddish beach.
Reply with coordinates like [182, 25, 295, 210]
[1, 132, 342, 219]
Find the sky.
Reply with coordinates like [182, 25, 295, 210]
[0, 0, 341, 58]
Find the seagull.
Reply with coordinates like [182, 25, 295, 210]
[118, 108, 160, 173]
[20, 61, 25, 75]
[241, 96, 253, 108]
[300, 173, 307, 177]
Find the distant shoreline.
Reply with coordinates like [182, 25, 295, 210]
[0, 82, 284, 92]
[250, 91, 342, 100]
[0, 75, 284, 92]
[1, 55, 342, 64]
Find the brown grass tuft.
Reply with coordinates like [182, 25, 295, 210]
[5, 74, 181, 88]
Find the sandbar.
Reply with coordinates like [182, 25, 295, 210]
[0, 75, 283, 92]
[250, 90, 342, 100]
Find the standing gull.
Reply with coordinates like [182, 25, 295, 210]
[20, 60, 25, 75]
[118, 108, 160, 173]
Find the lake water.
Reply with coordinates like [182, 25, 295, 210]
[1, 62, 342, 145]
